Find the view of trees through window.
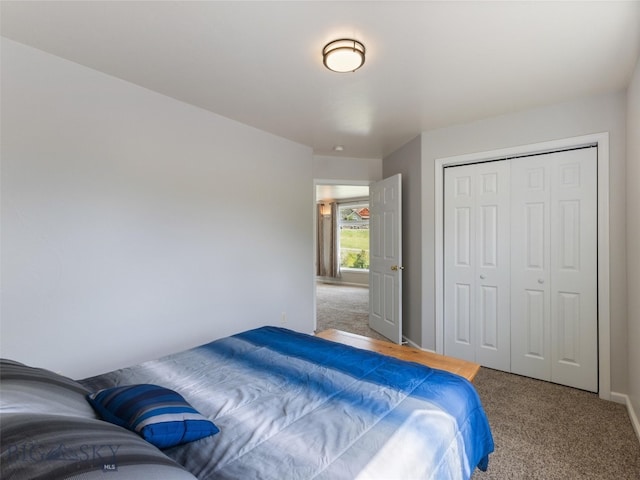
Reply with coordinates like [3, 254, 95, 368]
[339, 203, 370, 270]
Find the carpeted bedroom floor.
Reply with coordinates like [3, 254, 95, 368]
[315, 282, 387, 341]
[472, 367, 640, 479]
[315, 282, 640, 479]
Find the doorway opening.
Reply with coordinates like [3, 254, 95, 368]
[315, 183, 385, 340]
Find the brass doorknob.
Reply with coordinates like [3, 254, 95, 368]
[391, 265, 405, 271]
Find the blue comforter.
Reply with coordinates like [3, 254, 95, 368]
[81, 327, 494, 479]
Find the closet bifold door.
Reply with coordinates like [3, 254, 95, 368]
[510, 148, 598, 392]
[510, 155, 553, 382]
[444, 161, 511, 372]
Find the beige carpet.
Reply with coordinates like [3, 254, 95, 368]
[316, 282, 640, 479]
[472, 367, 640, 479]
[315, 282, 387, 341]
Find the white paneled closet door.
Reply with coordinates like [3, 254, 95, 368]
[510, 148, 598, 392]
[444, 161, 511, 371]
[510, 154, 552, 382]
[444, 147, 598, 392]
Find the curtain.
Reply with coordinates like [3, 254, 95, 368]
[329, 202, 339, 277]
[316, 203, 325, 276]
[316, 202, 339, 278]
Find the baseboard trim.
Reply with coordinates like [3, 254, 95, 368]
[610, 391, 627, 405]
[611, 391, 640, 443]
[402, 336, 437, 353]
[402, 336, 422, 350]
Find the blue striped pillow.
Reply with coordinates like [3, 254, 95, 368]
[87, 384, 219, 448]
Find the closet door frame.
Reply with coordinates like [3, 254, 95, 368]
[434, 132, 611, 400]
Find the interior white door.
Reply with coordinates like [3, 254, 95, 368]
[444, 162, 511, 370]
[369, 174, 402, 343]
[511, 148, 598, 392]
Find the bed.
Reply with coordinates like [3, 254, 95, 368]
[1, 326, 494, 479]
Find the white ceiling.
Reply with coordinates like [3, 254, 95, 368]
[2, 1, 639, 159]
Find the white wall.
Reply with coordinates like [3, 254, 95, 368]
[418, 92, 628, 393]
[0, 39, 314, 379]
[626, 56, 640, 432]
[313, 155, 382, 182]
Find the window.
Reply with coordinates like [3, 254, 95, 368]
[338, 203, 370, 270]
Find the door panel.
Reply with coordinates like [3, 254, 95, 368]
[445, 165, 477, 361]
[480, 205, 498, 267]
[526, 203, 545, 269]
[456, 207, 471, 266]
[511, 156, 552, 381]
[369, 174, 402, 343]
[444, 162, 510, 370]
[480, 285, 498, 349]
[384, 211, 395, 258]
[455, 283, 471, 345]
[557, 292, 580, 365]
[474, 161, 510, 370]
[511, 148, 597, 391]
[549, 148, 597, 391]
[558, 200, 580, 269]
[370, 271, 382, 318]
[525, 289, 545, 358]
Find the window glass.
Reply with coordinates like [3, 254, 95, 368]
[338, 203, 369, 270]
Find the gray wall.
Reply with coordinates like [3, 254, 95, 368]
[383, 136, 422, 345]
[626, 56, 640, 432]
[1, 39, 315, 378]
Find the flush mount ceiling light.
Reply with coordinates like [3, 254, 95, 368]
[322, 39, 365, 73]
